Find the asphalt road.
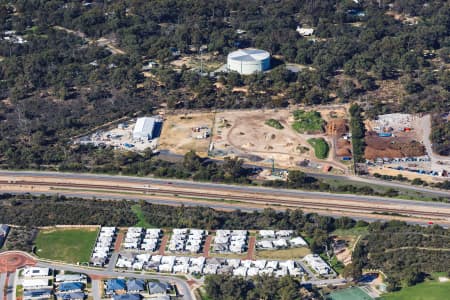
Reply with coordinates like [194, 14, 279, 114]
[0, 272, 5, 300]
[36, 261, 194, 300]
[1, 170, 449, 226]
[160, 151, 450, 197]
[0, 170, 448, 205]
[5, 273, 14, 300]
[92, 279, 101, 300]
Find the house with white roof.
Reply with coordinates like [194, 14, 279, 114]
[276, 230, 294, 237]
[233, 266, 248, 277]
[290, 236, 307, 247]
[158, 264, 173, 273]
[247, 267, 259, 277]
[22, 279, 51, 289]
[190, 256, 205, 267]
[173, 264, 189, 273]
[259, 230, 275, 238]
[257, 240, 273, 250]
[23, 267, 50, 278]
[188, 265, 203, 274]
[203, 264, 218, 275]
[252, 260, 267, 269]
[303, 254, 331, 275]
[273, 238, 288, 249]
[226, 259, 241, 268]
[266, 261, 279, 269]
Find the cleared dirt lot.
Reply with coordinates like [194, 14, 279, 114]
[159, 112, 215, 156]
[211, 108, 349, 171]
[364, 132, 426, 159]
[365, 113, 426, 159]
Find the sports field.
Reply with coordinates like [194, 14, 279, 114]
[35, 227, 98, 263]
[327, 287, 373, 300]
[382, 281, 450, 300]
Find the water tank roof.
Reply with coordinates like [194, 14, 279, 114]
[228, 48, 270, 61]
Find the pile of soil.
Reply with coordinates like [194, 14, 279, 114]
[364, 132, 426, 159]
[336, 139, 352, 156]
[326, 119, 348, 136]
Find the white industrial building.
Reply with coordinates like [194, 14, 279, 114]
[132, 117, 161, 140]
[227, 48, 271, 75]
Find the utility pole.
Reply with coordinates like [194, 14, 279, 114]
[200, 48, 203, 75]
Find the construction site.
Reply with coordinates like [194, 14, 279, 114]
[76, 117, 162, 152]
[158, 112, 215, 156]
[208, 106, 351, 174]
[365, 113, 450, 180]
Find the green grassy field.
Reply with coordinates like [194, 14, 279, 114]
[256, 247, 311, 260]
[382, 281, 450, 300]
[35, 228, 98, 263]
[332, 226, 369, 237]
[308, 137, 330, 159]
[292, 110, 324, 133]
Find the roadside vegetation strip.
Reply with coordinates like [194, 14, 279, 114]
[131, 204, 154, 228]
[349, 104, 366, 164]
[292, 110, 325, 133]
[34, 228, 98, 264]
[264, 118, 284, 129]
[308, 138, 330, 159]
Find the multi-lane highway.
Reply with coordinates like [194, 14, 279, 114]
[0, 170, 449, 225]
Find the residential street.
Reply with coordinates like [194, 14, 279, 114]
[0, 272, 6, 300]
[92, 279, 102, 300]
[36, 261, 195, 300]
[5, 272, 14, 300]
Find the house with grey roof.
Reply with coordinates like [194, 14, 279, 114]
[126, 279, 145, 294]
[0, 224, 10, 248]
[148, 282, 169, 296]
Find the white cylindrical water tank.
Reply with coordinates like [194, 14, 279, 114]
[227, 48, 271, 75]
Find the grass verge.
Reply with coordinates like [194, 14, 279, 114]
[256, 247, 311, 260]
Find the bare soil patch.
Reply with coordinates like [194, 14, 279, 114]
[158, 112, 214, 156]
[364, 132, 426, 159]
[212, 107, 349, 171]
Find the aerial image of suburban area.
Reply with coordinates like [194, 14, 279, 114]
[0, 1, 450, 300]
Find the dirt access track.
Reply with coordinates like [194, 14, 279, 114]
[211, 107, 349, 171]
